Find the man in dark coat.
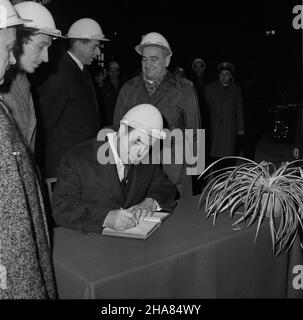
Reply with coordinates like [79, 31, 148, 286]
[113, 32, 202, 197]
[35, 18, 109, 178]
[0, 0, 56, 299]
[53, 104, 177, 233]
[99, 61, 124, 127]
[204, 62, 245, 173]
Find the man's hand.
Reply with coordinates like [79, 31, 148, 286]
[103, 209, 137, 231]
[127, 198, 156, 223]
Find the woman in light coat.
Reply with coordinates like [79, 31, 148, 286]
[0, 0, 62, 299]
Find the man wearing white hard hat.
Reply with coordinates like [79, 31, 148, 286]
[1, 1, 63, 155]
[35, 18, 109, 178]
[113, 32, 201, 198]
[53, 103, 177, 233]
[0, 0, 56, 299]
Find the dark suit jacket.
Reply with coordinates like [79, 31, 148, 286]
[35, 52, 100, 178]
[52, 138, 177, 233]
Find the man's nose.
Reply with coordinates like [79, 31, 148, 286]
[144, 59, 152, 68]
[41, 47, 49, 63]
[94, 47, 101, 58]
[9, 51, 16, 65]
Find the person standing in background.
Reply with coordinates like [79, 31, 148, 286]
[90, 63, 106, 127]
[35, 18, 109, 178]
[113, 32, 201, 197]
[91, 63, 106, 89]
[204, 61, 245, 175]
[191, 58, 208, 138]
[190, 58, 209, 194]
[191, 58, 206, 100]
[100, 60, 124, 127]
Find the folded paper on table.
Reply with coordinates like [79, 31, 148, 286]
[102, 211, 170, 239]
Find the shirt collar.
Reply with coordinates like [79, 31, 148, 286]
[143, 69, 167, 85]
[107, 132, 125, 181]
[67, 50, 84, 71]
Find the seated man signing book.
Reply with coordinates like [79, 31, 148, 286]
[52, 104, 177, 233]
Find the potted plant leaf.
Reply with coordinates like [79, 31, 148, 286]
[198, 156, 303, 255]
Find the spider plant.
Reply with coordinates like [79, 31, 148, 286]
[199, 156, 303, 255]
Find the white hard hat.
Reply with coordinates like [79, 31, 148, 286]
[66, 18, 109, 41]
[135, 32, 172, 57]
[120, 104, 166, 140]
[0, 0, 31, 29]
[14, 1, 63, 38]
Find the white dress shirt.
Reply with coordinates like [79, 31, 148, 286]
[106, 132, 161, 210]
[67, 51, 84, 71]
[107, 132, 126, 181]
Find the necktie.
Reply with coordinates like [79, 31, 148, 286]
[121, 165, 130, 190]
[145, 81, 159, 96]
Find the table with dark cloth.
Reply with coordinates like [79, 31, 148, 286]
[53, 195, 303, 299]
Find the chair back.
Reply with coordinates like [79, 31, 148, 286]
[45, 177, 57, 205]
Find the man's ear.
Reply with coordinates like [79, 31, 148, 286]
[165, 55, 171, 68]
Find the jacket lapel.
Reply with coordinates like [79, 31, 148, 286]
[93, 138, 126, 205]
[124, 163, 146, 208]
[82, 66, 99, 120]
[149, 73, 172, 106]
[65, 53, 99, 123]
[133, 76, 150, 102]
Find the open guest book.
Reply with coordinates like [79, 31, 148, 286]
[102, 211, 170, 239]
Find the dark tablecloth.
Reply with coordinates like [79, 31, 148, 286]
[53, 195, 303, 298]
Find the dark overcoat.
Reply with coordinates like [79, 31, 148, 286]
[204, 81, 244, 157]
[35, 52, 99, 178]
[52, 138, 177, 233]
[112, 72, 201, 195]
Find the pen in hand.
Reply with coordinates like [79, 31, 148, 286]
[120, 207, 139, 226]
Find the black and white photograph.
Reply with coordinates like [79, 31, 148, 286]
[0, 0, 302, 313]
